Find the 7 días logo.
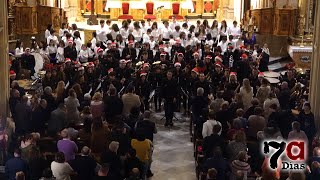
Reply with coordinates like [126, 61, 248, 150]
[262, 140, 306, 171]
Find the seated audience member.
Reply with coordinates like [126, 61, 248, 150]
[51, 152, 75, 180]
[5, 149, 28, 180]
[57, 129, 78, 161]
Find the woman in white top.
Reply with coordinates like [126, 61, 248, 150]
[110, 24, 120, 41]
[198, 24, 206, 41]
[56, 40, 65, 63]
[91, 31, 97, 49]
[44, 24, 52, 39]
[151, 22, 160, 40]
[172, 26, 181, 40]
[59, 22, 69, 38]
[211, 20, 219, 46]
[239, 78, 254, 111]
[219, 20, 229, 40]
[120, 21, 130, 40]
[51, 152, 74, 180]
[46, 29, 59, 46]
[132, 21, 143, 42]
[78, 44, 89, 63]
[48, 39, 58, 63]
[39, 41, 49, 60]
[161, 21, 172, 41]
[15, 40, 24, 58]
[73, 31, 82, 52]
[115, 34, 125, 56]
[288, 121, 308, 141]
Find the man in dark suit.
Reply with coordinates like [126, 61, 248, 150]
[5, 149, 28, 180]
[20, 48, 36, 76]
[161, 71, 178, 127]
[122, 40, 137, 62]
[14, 95, 32, 135]
[69, 146, 98, 180]
[64, 40, 78, 61]
[136, 111, 157, 142]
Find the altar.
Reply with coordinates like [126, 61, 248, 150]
[288, 45, 312, 70]
[80, 0, 220, 20]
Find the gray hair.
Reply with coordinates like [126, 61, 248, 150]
[44, 86, 52, 94]
[197, 87, 204, 96]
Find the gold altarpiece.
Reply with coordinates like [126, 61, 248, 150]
[79, 0, 220, 20]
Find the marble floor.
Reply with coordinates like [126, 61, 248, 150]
[149, 111, 196, 180]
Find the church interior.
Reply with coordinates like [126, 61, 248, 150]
[1, 0, 320, 179]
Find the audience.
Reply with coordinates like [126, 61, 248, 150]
[3, 18, 317, 180]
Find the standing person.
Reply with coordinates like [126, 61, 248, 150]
[64, 40, 78, 61]
[239, 78, 253, 111]
[47, 29, 59, 45]
[90, 92, 104, 119]
[211, 20, 219, 47]
[122, 85, 141, 117]
[298, 103, 316, 141]
[45, 24, 52, 39]
[131, 130, 152, 179]
[57, 129, 78, 162]
[103, 86, 123, 123]
[228, 21, 241, 39]
[15, 40, 24, 58]
[73, 31, 82, 52]
[20, 48, 36, 77]
[48, 103, 67, 137]
[64, 89, 80, 125]
[51, 152, 75, 180]
[97, 20, 107, 45]
[69, 146, 98, 180]
[219, 20, 229, 41]
[161, 71, 178, 127]
[202, 111, 222, 138]
[161, 21, 172, 42]
[91, 117, 111, 154]
[14, 96, 32, 135]
[59, 22, 69, 38]
[5, 149, 28, 180]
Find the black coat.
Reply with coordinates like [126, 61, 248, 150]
[20, 54, 36, 73]
[103, 95, 123, 119]
[69, 155, 97, 180]
[64, 46, 78, 61]
[161, 78, 178, 100]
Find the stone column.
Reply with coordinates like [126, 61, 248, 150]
[309, 0, 320, 128]
[0, 0, 10, 118]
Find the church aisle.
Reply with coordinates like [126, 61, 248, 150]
[150, 112, 196, 180]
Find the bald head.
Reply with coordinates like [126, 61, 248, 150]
[81, 146, 90, 155]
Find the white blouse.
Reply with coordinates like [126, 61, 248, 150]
[120, 28, 129, 40]
[74, 38, 82, 52]
[132, 29, 143, 42]
[48, 45, 57, 54]
[15, 47, 24, 57]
